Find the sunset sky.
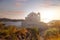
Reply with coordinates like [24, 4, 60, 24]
[0, 0, 60, 23]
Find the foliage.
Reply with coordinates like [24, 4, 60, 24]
[49, 20, 60, 28]
[0, 20, 60, 40]
[0, 23, 40, 40]
[44, 28, 60, 40]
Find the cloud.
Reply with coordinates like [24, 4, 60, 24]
[15, 0, 28, 7]
[8, 10, 25, 14]
[39, 0, 60, 8]
[16, 0, 28, 2]
[15, 2, 22, 7]
[0, 0, 2, 1]
[0, 10, 26, 19]
[0, 10, 25, 14]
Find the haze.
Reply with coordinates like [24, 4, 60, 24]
[0, 0, 60, 23]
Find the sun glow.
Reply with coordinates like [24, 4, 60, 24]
[40, 8, 56, 23]
[28, 7, 60, 23]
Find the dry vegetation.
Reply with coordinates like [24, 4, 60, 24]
[0, 21, 60, 40]
[0, 22, 40, 40]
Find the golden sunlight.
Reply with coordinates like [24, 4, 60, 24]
[40, 8, 56, 23]
[28, 7, 60, 23]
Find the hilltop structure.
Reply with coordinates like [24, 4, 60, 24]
[25, 12, 40, 22]
[22, 12, 41, 27]
[0, 12, 48, 29]
[21, 12, 48, 29]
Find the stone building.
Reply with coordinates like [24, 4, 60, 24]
[22, 12, 47, 28]
[0, 12, 48, 29]
[25, 12, 40, 22]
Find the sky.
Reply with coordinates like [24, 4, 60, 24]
[0, 0, 60, 23]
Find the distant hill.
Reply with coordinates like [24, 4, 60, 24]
[0, 18, 25, 22]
